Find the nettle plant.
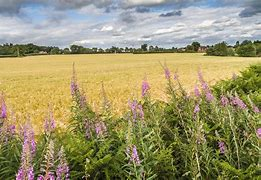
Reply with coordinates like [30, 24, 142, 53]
[0, 63, 260, 179]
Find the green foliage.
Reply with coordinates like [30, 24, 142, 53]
[0, 64, 260, 179]
[206, 42, 229, 56]
[236, 42, 256, 57]
[0, 137, 21, 180]
[213, 64, 261, 107]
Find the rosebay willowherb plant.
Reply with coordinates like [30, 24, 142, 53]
[163, 66, 260, 179]
[0, 95, 22, 180]
[0, 63, 260, 179]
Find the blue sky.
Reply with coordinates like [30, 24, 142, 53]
[0, 0, 260, 48]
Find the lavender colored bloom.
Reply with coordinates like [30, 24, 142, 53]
[141, 79, 150, 97]
[218, 141, 226, 154]
[70, 63, 79, 96]
[37, 175, 44, 180]
[95, 121, 107, 137]
[79, 94, 87, 108]
[1, 100, 7, 119]
[253, 106, 260, 113]
[131, 145, 140, 165]
[16, 168, 24, 180]
[138, 105, 144, 119]
[129, 100, 144, 121]
[197, 70, 215, 102]
[129, 100, 138, 121]
[56, 165, 70, 180]
[27, 167, 34, 180]
[257, 128, 261, 139]
[164, 67, 171, 80]
[221, 95, 229, 107]
[16, 124, 35, 180]
[30, 131, 36, 154]
[206, 91, 214, 102]
[194, 85, 201, 97]
[201, 82, 209, 91]
[231, 97, 247, 109]
[44, 109, 56, 134]
[70, 81, 78, 95]
[56, 147, 70, 180]
[194, 104, 200, 114]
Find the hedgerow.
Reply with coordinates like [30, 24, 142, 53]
[0, 63, 260, 179]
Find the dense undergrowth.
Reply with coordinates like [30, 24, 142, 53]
[0, 64, 260, 179]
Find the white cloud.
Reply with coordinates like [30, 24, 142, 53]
[101, 25, 114, 31]
[0, 4, 260, 48]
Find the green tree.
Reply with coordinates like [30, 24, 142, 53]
[70, 45, 84, 54]
[236, 43, 256, 57]
[191, 42, 201, 52]
[141, 44, 148, 51]
[206, 42, 228, 56]
[186, 45, 195, 52]
[63, 48, 70, 54]
[255, 44, 261, 57]
[50, 47, 60, 54]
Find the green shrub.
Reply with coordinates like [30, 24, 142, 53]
[213, 64, 261, 107]
[0, 64, 260, 179]
[206, 42, 229, 56]
[236, 43, 256, 57]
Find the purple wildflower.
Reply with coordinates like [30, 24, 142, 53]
[221, 95, 229, 107]
[194, 104, 200, 114]
[70, 63, 78, 95]
[129, 100, 138, 121]
[27, 167, 34, 180]
[138, 105, 144, 119]
[130, 145, 140, 165]
[16, 168, 24, 180]
[257, 128, 261, 139]
[197, 70, 215, 102]
[16, 124, 35, 180]
[164, 67, 171, 80]
[231, 97, 247, 109]
[206, 91, 214, 102]
[194, 85, 201, 97]
[37, 175, 44, 180]
[141, 79, 150, 97]
[44, 109, 56, 134]
[253, 106, 260, 113]
[201, 82, 209, 91]
[29, 130, 36, 154]
[79, 93, 87, 108]
[173, 71, 179, 80]
[70, 81, 78, 95]
[129, 100, 144, 122]
[56, 147, 70, 180]
[1, 99, 7, 119]
[95, 121, 107, 137]
[218, 141, 226, 154]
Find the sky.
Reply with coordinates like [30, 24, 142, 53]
[0, 0, 260, 48]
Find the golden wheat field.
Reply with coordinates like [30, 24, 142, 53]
[0, 53, 260, 132]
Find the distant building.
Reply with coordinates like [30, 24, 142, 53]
[198, 46, 208, 53]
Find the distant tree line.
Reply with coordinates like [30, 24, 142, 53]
[0, 40, 260, 57]
[0, 43, 63, 57]
[206, 40, 261, 57]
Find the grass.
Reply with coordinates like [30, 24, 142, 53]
[0, 53, 260, 132]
